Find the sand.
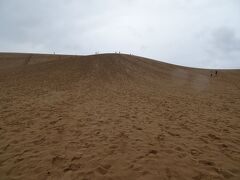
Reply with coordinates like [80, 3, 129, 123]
[0, 53, 239, 180]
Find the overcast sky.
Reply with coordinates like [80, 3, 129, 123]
[0, 0, 240, 68]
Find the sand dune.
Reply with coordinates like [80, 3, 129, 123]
[0, 53, 239, 180]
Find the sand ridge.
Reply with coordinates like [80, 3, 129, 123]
[0, 53, 240, 180]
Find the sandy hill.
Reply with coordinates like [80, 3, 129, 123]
[0, 53, 239, 180]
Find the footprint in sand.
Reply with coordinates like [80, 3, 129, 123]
[133, 125, 143, 131]
[214, 168, 235, 179]
[96, 164, 111, 175]
[144, 149, 158, 158]
[64, 163, 81, 172]
[32, 137, 46, 145]
[167, 131, 180, 137]
[148, 149, 158, 155]
[190, 148, 201, 156]
[208, 133, 221, 140]
[52, 156, 66, 168]
[175, 146, 183, 152]
[198, 160, 215, 166]
[165, 167, 172, 180]
[155, 134, 165, 142]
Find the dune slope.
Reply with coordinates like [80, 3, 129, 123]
[0, 53, 240, 180]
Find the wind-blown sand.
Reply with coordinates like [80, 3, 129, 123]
[0, 53, 239, 180]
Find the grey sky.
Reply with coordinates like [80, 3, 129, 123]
[0, 0, 240, 68]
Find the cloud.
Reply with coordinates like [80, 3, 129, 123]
[0, 0, 239, 68]
[212, 27, 240, 52]
[203, 27, 240, 68]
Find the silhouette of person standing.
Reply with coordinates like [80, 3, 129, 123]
[215, 70, 218, 76]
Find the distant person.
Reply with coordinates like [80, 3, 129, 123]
[211, 73, 213, 77]
[215, 70, 218, 76]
